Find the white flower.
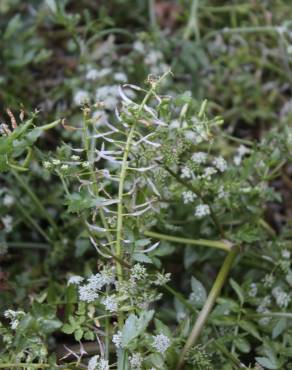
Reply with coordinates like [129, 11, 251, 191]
[153, 272, 171, 286]
[130, 264, 147, 281]
[282, 249, 291, 259]
[3, 194, 14, 207]
[112, 331, 122, 349]
[92, 110, 109, 127]
[96, 85, 119, 110]
[74, 90, 90, 106]
[262, 274, 274, 288]
[233, 155, 242, 166]
[152, 333, 170, 354]
[217, 185, 228, 199]
[86, 68, 111, 80]
[68, 275, 84, 285]
[79, 285, 99, 303]
[129, 352, 143, 370]
[248, 283, 257, 297]
[61, 164, 69, 171]
[145, 50, 163, 65]
[133, 40, 145, 53]
[43, 161, 52, 169]
[2, 215, 13, 233]
[101, 295, 118, 312]
[202, 166, 217, 180]
[182, 191, 197, 204]
[238, 145, 250, 157]
[114, 72, 127, 83]
[195, 204, 210, 218]
[52, 159, 61, 165]
[88, 356, 98, 370]
[272, 287, 290, 308]
[192, 152, 207, 164]
[213, 156, 227, 172]
[71, 155, 80, 161]
[4, 309, 25, 330]
[181, 166, 192, 179]
[82, 161, 90, 168]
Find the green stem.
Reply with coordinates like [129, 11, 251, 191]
[176, 247, 239, 370]
[144, 230, 232, 252]
[37, 118, 61, 131]
[184, 0, 200, 41]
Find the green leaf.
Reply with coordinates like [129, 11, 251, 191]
[133, 253, 152, 264]
[239, 320, 261, 341]
[74, 328, 84, 341]
[234, 338, 251, 353]
[255, 357, 279, 369]
[229, 278, 244, 305]
[121, 310, 154, 347]
[272, 318, 287, 339]
[190, 277, 207, 307]
[62, 324, 74, 334]
[65, 190, 118, 213]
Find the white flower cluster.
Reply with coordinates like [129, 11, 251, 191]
[194, 204, 210, 218]
[272, 286, 291, 308]
[129, 352, 143, 370]
[67, 275, 84, 285]
[78, 268, 115, 303]
[96, 85, 119, 110]
[282, 249, 291, 259]
[101, 295, 118, 312]
[1, 215, 13, 233]
[130, 264, 147, 281]
[262, 274, 275, 288]
[88, 355, 109, 370]
[181, 166, 192, 179]
[152, 333, 171, 354]
[182, 191, 197, 204]
[192, 152, 207, 164]
[213, 156, 227, 172]
[74, 90, 90, 106]
[153, 272, 171, 286]
[86, 67, 111, 81]
[248, 283, 258, 297]
[234, 145, 250, 166]
[4, 309, 25, 330]
[202, 166, 217, 180]
[112, 330, 122, 349]
[3, 194, 14, 207]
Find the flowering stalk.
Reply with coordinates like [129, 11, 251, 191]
[176, 247, 239, 370]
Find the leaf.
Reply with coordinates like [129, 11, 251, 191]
[133, 253, 152, 264]
[255, 357, 279, 369]
[65, 191, 118, 213]
[190, 277, 207, 307]
[229, 278, 244, 305]
[234, 338, 251, 353]
[272, 318, 287, 339]
[74, 328, 83, 341]
[239, 320, 261, 341]
[121, 310, 154, 347]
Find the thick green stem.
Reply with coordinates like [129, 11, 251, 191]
[176, 247, 239, 370]
[144, 230, 232, 252]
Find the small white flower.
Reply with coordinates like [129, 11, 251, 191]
[52, 159, 61, 165]
[233, 155, 242, 166]
[152, 333, 170, 354]
[282, 249, 291, 259]
[181, 166, 192, 179]
[74, 90, 90, 106]
[153, 272, 171, 286]
[192, 152, 207, 164]
[248, 283, 258, 297]
[129, 352, 143, 370]
[272, 287, 290, 308]
[71, 155, 80, 161]
[61, 164, 69, 171]
[102, 295, 118, 312]
[133, 40, 145, 53]
[238, 145, 250, 157]
[213, 156, 227, 172]
[2, 215, 13, 233]
[145, 50, 163, 65]
[92, 110, 109, 127]
[96, 85, 119, 110]
[82, 161, 90, 168]
[130, 264, 147, 281]
[217, 185, 228, 199]
[195, 204, 210, 218]
[182, 191, 197, 204]
[86, 68, 111, 81]
[4, 309, 25, 330]
[79, 285, 99, 303]
[114, 72, 127, 83]
[68, 275, 84, 285]
[43, 161, 52, 169]
[88, 355, 110, 370]
[202, 166, 217, 180]
[3, 194, 14, 207]
[112, 331, 123, 349]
